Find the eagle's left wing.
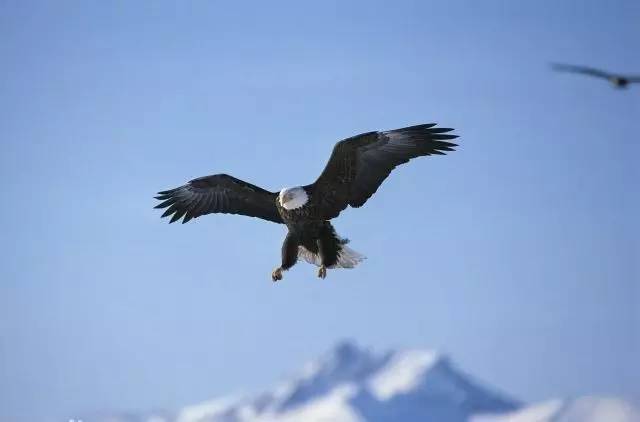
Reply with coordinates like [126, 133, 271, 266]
[154, 174, 283, 224]
[307, 124, 457, 220]
[551, 63, 612, 79]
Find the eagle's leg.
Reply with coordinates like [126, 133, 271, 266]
[315, 237, 331, 279]
[315, 223, 340, 279]
[273, 232, 299, 282]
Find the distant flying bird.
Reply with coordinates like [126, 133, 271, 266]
[155, 124, 458, 281]
[552, 63, 640, 88]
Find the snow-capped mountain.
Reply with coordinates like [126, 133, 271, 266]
[175, 340, 519, 422]
[87, 341, 639, 422]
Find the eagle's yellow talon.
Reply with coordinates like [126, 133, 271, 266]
[317, 265, 327, 279]
[272, 267, 283, 282]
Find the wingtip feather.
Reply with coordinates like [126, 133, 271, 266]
[157, 189, 176, 195]
[433, 134, 458, 140]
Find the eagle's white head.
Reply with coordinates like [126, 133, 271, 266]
[279, 186, 309, 210]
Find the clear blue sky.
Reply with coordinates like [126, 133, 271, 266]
[1, 1, 638, 421]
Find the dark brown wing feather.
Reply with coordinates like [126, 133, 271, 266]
[154, 174, 283, 224]
[551, 63, 612, 79]
[308, 123, 458, 219]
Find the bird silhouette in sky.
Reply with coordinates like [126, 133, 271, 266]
[552, 63, 640, 89]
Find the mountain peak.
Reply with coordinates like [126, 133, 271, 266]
[173, 341, 519, 422]
[332, 340, 365, 360]
[271, 341, 383, 412]
[312, 340, 378, 377]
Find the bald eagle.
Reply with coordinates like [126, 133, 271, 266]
[154, 123, 458, 281]
[551, 63, 640, 89]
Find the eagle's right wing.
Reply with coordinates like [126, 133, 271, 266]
[154, 174, 283, 224]
[307, 124, 458, 220]
[551, 63, 612, 79]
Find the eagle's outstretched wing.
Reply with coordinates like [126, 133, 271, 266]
[154, 174, 283, 224]
[551, 63, 613, 79]
[307, 124, 458, 220]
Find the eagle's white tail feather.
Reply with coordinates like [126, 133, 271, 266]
[297, 240, 366, 269]
[297, 246, 322, 267]
[335, 245, 366, 268]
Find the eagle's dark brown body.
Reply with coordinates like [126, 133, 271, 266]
[277, 184, 354, 267]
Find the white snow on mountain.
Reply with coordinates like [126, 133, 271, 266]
[176, 397, 240, 422]
[473, 396, 640, 422]
[367, 350, 440, 400]
[88, 341, 639, 422]
[473, 399, 565, 422]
